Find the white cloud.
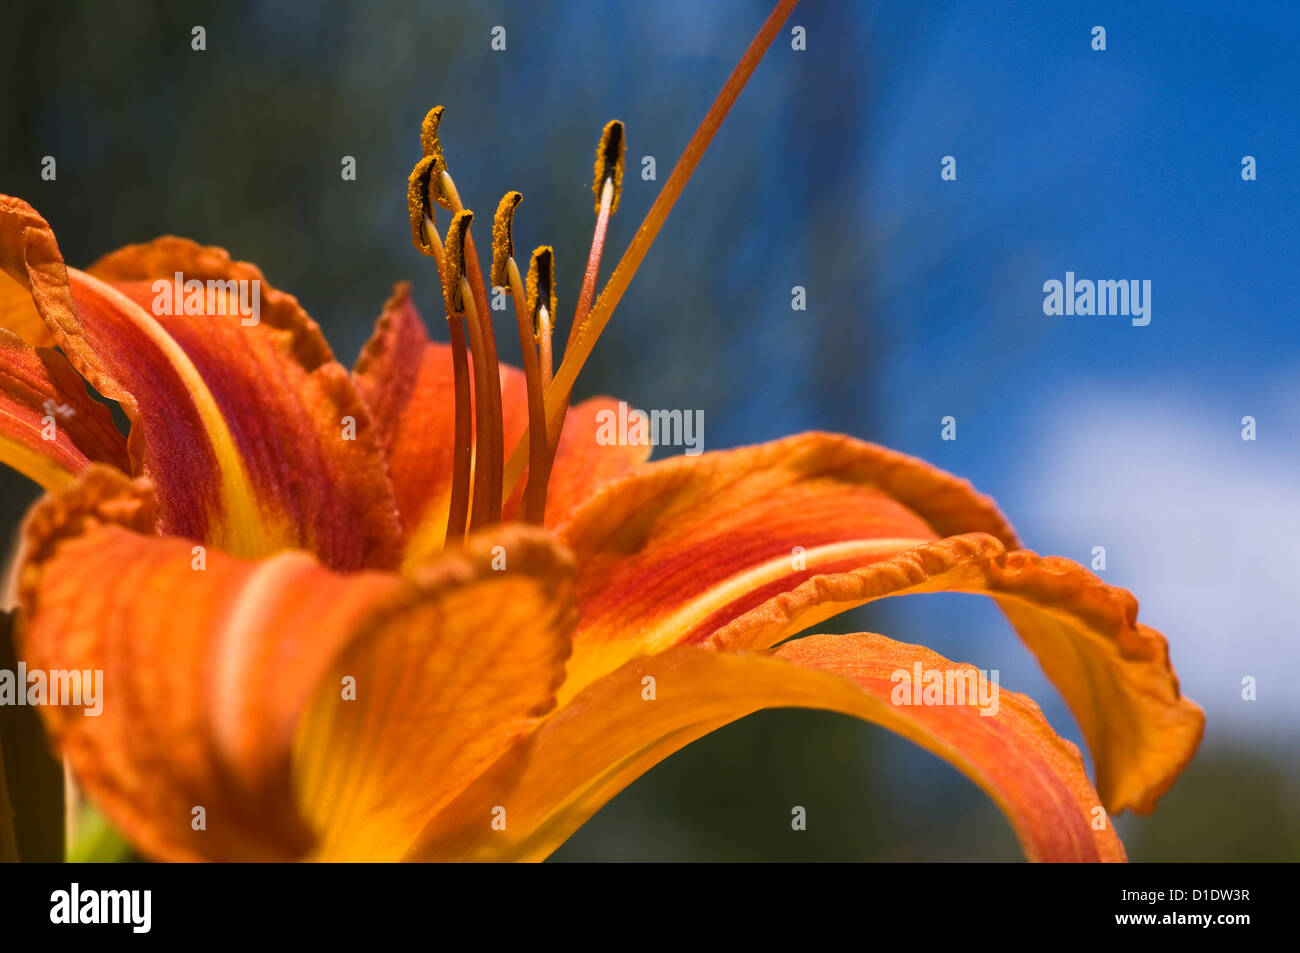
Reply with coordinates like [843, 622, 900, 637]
[1012, 385, 1300, 743]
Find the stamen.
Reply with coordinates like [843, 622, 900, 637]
[490, 191, 522, 289]
[569, 120, 624, 350]
[443, 308, 473, 544]
[441, 212, 472, 317]
[421, 107, 445, 165]
[592, 119, 626, 215]
[408, 155, 445, 260]
[420, 106, 454, 210]
[492, 194, 551, 524]
[526, 246, 557, 388]
[437, 211, 476, 540]
[499, 124, 617, 507]
[440, 170, 504, 527]
[509, 265, 550, 523]
[545, 122, 620, 486]
[443, 210, 498, 531]
[536, 303, 554, 390]
[522, 245, 559, 494]
[499, 0, 800, 502]
[523, 247, 559, 517]
[409, 131, 471, 544]
[525, 247, 558, 353]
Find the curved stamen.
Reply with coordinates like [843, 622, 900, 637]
[444, 210, 499, 532]
[492, 193, 551, 524]
[490, 191, 522, 289]
[507, 257, 549, 523]
[423, 216, 472, 545]
[415, 215, 473, 546]
[442, 306, 473, 543]
[441, 171, 504, 526]
[411, 107, 473, 545]
[408, 155, 445, 261]
[429, 213, 474, 543]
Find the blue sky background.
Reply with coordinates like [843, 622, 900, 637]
[1, 0, 1296, 859]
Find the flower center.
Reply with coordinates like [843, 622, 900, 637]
[405, 0, 800, 545]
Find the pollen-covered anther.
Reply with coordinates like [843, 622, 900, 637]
[415, 105, 454, 214]
[407, 155, 445, 257]
[491, 191, 523, 289]
[420, 106, 445, 158]
[443, 210, 474, 316]
[526, 246, 557, 341]
[419, 106, 454, 208]
[593, 119, 626, 214]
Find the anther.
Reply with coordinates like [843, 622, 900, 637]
[490, 191, 523, 290]
[593, 119, 626, 215]
[442, 210, 474, 315]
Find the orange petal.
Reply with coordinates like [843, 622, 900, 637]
[293, 528, 577, 861]
[411, 634, 1126, 862]
[542, 396, 652, 530]
[558, 432, 1012, 690]
[0, 268, 52, 346]
[352, 284, 460, 558]
[0, 196, 400, 568]
[557, 433, 1202, 814]
[0, 329, 128, 490]
[716, 545, 1206, 816]
[353, 284, 647, 564]
[17, 466, 575, 862]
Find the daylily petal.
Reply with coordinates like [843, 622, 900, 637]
[352, 284, 460, 559]
[292, 527, 576, 861]
[17, 466, 575, 862]
[555, 433, 1202, 814]
[410, 633, 1126, 862]
[495, 392, 653, 531]
[556, 432, 1013, 691]
[353, 284, 647, 564]
[541, 396, 652, 530]
[712, 534, 1203, 814]
[0, 196, 400, 568]
[0, 329, 128, 490]
[0, 269, 52, 346]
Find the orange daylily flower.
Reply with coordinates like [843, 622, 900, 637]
[0, 0, 1201, 863]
